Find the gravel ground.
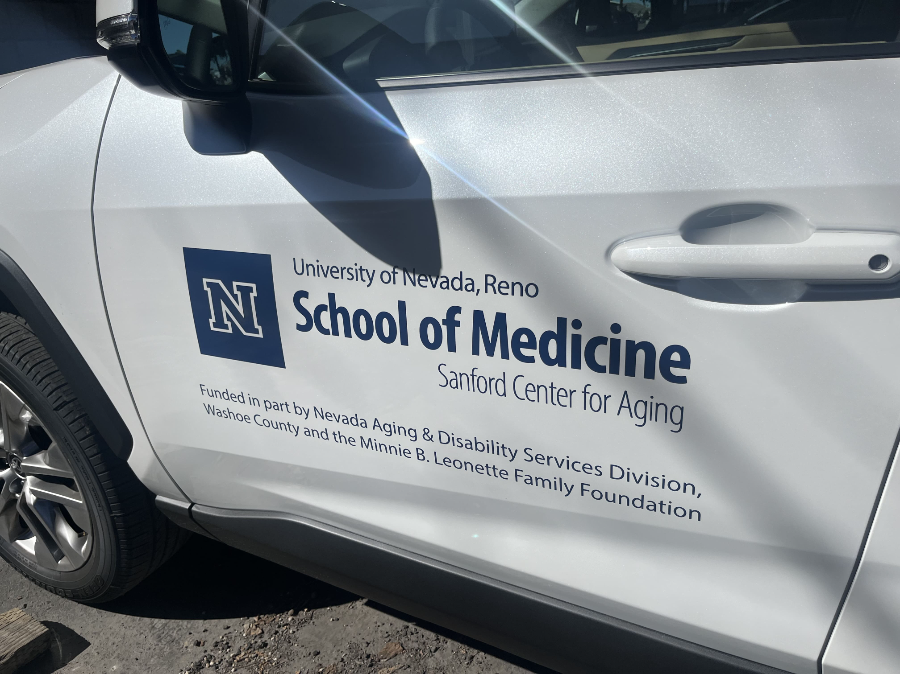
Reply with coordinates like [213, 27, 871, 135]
[0, 535, 551, 674]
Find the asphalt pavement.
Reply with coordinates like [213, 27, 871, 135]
[0, 534, 550, 674]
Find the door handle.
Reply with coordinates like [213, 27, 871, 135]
[610, 232, 900, 282]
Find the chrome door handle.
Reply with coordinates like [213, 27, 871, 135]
[610, 232, 900, 282]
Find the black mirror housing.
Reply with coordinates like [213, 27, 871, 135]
[97, 0, 248, 103]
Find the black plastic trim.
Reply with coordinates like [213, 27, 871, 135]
[191, 504, 789, 674]
[155, 496, 216, 538]
[0, 249, 133, 460]
[182, 98, 252, 155]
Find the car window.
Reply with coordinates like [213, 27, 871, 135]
[251, 0, 900, 85]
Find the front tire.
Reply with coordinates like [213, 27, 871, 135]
[0, 313, 187, 602]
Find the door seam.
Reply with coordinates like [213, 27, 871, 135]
[89, 74, 191, 502]
[816, 421, 900, 673]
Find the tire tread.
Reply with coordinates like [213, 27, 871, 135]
[0, 312, 189, 602]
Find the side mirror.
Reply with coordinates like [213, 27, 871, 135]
[97, 0, 248, 100]
[96, 0, 250, 153]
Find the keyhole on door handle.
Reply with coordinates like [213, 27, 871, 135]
[869, 255, 891, 273]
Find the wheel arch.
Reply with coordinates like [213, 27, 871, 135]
[0, 248, 132, 461]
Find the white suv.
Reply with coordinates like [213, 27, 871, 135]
[1, 0, 900, 671]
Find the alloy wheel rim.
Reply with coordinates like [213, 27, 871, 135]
[0, 382, 92, 571]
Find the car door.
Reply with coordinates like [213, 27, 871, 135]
[93, 0, 900, 671]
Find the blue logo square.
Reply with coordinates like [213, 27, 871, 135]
[184, 248, 285, 368]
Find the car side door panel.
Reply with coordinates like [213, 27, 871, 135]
[94, 57, 900, 672]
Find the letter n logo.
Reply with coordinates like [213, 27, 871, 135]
[203, 279, 263, 337]
[184, 249, 285, 367]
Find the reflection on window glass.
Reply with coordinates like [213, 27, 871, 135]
[252, 0, 900, 84]
[158, 0, 235, 90]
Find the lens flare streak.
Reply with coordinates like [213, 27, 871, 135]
[248, 6, 603, 275]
